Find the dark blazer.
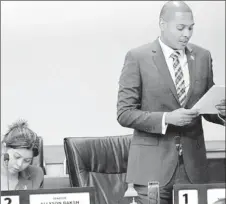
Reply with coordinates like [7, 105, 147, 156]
[117, 39, 224, 187]
[16, 165, 44, 190]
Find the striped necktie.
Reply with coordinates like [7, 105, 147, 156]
[170, 51, 187, 106]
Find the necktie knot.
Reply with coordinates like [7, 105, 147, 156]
[170, 51, 180, 60]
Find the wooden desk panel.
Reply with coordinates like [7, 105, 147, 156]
[43, 175, 70, 189]
[208, 158, 226, 183]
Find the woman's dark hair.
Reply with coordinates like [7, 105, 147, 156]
[2, 119, 39, 157]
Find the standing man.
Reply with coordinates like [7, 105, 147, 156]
[117, 1, 225, 204]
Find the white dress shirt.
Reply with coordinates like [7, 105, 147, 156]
[158, 37, 190, 134]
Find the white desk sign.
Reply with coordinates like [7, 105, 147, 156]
[29, 192, 90, 204]
[1, 196, 20, 204]
[178, 190, 198, 204]
[207, 188, 225, 204]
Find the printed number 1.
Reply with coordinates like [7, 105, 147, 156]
[183, 193, 188, 204]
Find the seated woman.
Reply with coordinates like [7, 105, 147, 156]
[1, 120, 44, 190]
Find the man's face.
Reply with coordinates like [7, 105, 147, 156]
[161, 12, 194, 50]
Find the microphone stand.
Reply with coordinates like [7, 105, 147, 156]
[124, 183, 138, 204]
[175, 136, 182, 178]
[6, 162, 9, 190]
[4, 153, 10, 191]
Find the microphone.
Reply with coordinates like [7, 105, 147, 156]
[174, 136, 180, 152]
[4, 153, 9, 163]
[4, 153, 10, 190]
[174, 136, 183, 157]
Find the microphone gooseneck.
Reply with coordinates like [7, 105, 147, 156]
[174, 136, 182, 181]
[174, 136, 180, 152]
[4, 153, 10, 190]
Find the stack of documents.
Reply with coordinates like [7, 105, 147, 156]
[192, 85, 225, 114]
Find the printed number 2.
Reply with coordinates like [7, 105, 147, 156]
[4, 198, 12, 204]
[183, 193, 188, 204]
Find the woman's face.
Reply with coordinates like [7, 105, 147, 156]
[5, 148, 33, 174]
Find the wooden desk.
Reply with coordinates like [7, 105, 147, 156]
[43, 175, 70, 189]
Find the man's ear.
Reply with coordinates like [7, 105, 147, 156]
[159, 18, 166, 31]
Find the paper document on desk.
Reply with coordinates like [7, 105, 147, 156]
[192, 85, 225, 114]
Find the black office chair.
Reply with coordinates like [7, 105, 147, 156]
[64, 134, 132, 204]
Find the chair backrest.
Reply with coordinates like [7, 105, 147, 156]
[31, 136, 46, 175]
[64, 134, 132, 204]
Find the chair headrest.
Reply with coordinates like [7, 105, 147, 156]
[64, 135, 132, 173]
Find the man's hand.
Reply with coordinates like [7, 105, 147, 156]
[215, 99, 226, 117]
[165, 108, 200, 126]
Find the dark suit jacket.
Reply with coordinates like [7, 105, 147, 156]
[117, 39, 224, 187]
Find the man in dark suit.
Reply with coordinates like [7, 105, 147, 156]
[117, 1, 225, 204]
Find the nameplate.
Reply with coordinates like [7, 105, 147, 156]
[173, 183, 226, 204]
[29, 192, 90, 204]
[1, 196, 20, 204]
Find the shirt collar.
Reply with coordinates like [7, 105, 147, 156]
[158, 37, 185, 58]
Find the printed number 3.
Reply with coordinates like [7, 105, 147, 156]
[4, 198, 12, 204]
[183, 193, 188, 204]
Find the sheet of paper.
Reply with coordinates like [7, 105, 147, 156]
[192, 85, 225, 114]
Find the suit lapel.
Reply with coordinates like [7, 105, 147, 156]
[152, 39, 181, 105]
